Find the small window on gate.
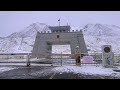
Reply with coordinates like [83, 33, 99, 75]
[57, 35, 60, 38]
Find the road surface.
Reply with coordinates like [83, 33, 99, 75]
[0, 65, 118, 79]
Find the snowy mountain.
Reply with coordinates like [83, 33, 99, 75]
[0, 22, 51, 53]
[0, 22, 120, 54]
[82, 23, 120, 54]
[82, 23, 120, 36]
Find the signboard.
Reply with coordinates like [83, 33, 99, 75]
[82, 56, 94, 63]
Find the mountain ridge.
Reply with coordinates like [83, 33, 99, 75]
[0, 22, 120, 53]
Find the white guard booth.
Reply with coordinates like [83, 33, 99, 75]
[102, 45, 114, 67]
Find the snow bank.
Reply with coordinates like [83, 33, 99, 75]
[0, 67, 16, 73]
[52, 65, 120, 77]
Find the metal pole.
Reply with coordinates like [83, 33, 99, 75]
[61, 52, 62, 66]
[58, 18, 60, 26]
[80, 53, 81, 66]
[27, 53, 30, 67]
[59, 21, 60, 26]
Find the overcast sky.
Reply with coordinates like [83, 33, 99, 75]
[0, 11, 120, 37]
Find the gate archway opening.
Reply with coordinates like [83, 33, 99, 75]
[52, 45, 71, 54]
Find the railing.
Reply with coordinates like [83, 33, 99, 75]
[0, 52, 120, 66]
[0, 53, 76, 66]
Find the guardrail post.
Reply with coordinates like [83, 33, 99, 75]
[80, 53, 81, 66]
[27, 53, 30, 67]
[61, 52, 62, 66]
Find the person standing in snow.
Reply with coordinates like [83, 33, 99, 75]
[75, 46, 81, 66]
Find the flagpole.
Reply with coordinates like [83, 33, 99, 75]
[59, 21, 60, 26]
[58, 18, 60, 26]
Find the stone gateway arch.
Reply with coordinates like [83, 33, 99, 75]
[32, 26, 88, 57]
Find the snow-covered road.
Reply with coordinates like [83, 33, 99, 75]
[0, 64, 120, 79]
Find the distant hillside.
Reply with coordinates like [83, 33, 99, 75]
[82, 23, 120, 54]
[0, 22, 51, 53]
[0, 22, 120, 54]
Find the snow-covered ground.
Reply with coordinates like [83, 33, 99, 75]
[52, 65, 120, 77]
[1, 63, 120, 78]
[0, 67, 16, 73]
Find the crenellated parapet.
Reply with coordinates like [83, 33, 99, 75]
[39, 29, 83, 34]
